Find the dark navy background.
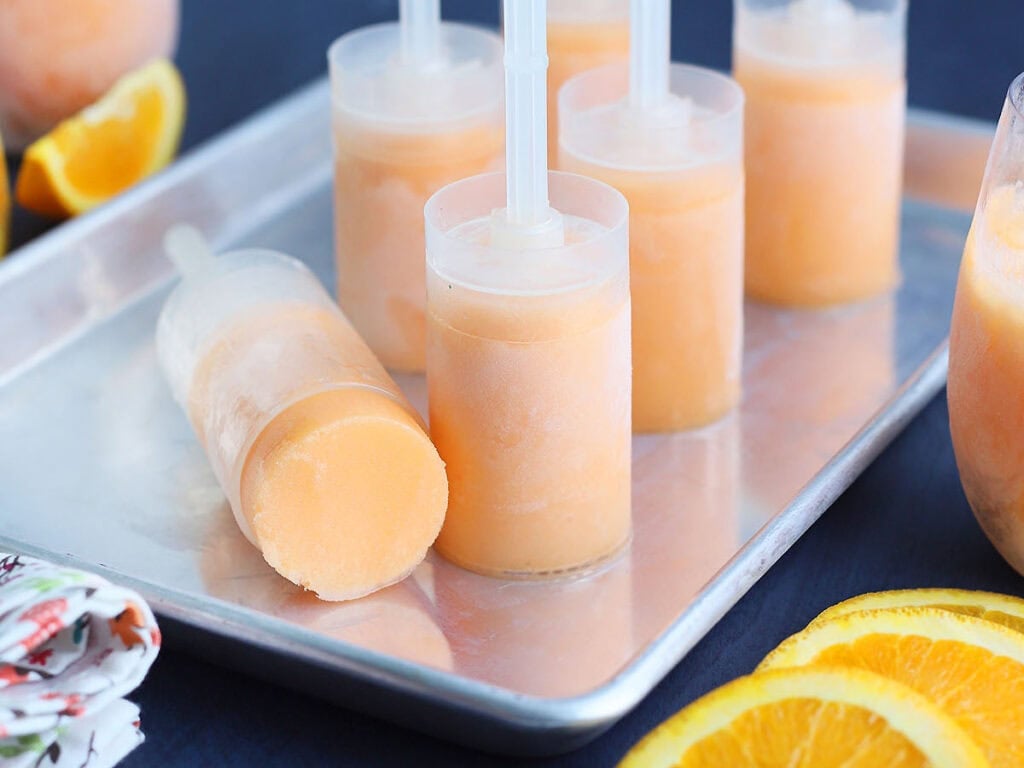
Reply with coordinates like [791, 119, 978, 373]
[9, 1, 1018, 765]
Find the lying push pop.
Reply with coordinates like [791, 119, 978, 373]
[156, 226, 448, 601]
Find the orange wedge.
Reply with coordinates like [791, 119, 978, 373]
[15, 58, 185, 218]
[619, 666, 987, 767]
[759, 607, 1024, 768]
[0, 130, 8, 255]
[813, 588, 1024, 635]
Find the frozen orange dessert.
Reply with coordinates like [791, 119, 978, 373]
[547, 0, 629, 159]
[560, 64, 745, 431]
[950, 186, 1024, 575]
[0, 0, 179, 151]
[332, 120, 503, 372]
[157, 241, 448, 601]
[329, 19, 503, 372]
[425, 172, 632, 577]
[734, 0, 907, 306]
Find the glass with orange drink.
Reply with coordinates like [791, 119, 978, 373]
[949, 73, 1024, 575]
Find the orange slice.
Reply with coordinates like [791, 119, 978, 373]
[619, 666, 987, 767]
[15, 58, 185, 217]
[759, 607, 1024, 768]
[813, 588, 1024, 635]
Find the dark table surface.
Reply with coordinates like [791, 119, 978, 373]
[8, 1, 1023, 766]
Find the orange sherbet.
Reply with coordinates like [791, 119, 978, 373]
[427, 272, 632, 576]
[736, 51, 905, 306]
[561, 155, 744, 431]
[334, 119, 503, 372]
[188, 303, 448, 601]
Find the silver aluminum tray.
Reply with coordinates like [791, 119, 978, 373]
[0, 79, 990, 755]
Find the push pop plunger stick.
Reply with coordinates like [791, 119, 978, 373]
[425, 0, 632, 577]
[156, 227, 448, 601]
[329, 1, 503, 371]
[559, 0, 745, 431]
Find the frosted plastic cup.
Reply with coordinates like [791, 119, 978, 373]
[156, 249, 448, 601]
[734, 0, 907, 306]
[425, 171, 631, 578]
[328, 22, 504, 372]
[0, 0, 179, 150]
[546, 0, 630, 159]
[560, 63, 745, 432]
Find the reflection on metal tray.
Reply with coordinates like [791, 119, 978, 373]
[0, 78, 983, 755]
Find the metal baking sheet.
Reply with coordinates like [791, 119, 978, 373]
[0, 78, 983, 755]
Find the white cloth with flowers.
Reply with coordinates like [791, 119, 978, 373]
[0, 553, 160, 767]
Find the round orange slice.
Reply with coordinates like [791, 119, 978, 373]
[618, 666, 987, 767]
[15, 58, 185, 218]
[760, 606, 1024, 768]
[813, 588, 1024, 635]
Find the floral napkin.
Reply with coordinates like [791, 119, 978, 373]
[0, 553, 160, 767]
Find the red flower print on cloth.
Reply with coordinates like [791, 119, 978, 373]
[18, 598, 67, 650]
[19, 598, 67, 626]
[39, 692, 84, 716]
[26, 648, 53, 666]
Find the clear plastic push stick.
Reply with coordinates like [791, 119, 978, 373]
[424, 0, 632, 577]
[492, 0, 563, 248]
[398, 0, 440, 65]
[328, 2, 503, 372]
[734, 0, 908, 306]
[628, 0, 669, 110]
[156, 226, 448, 601]
[559, 0, 745, 432]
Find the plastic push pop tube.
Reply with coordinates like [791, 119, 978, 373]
[328, 1, 504, 372]
[156, 227, 448, 601]
[734, 0, 907, 306]
[559, 0, 745, 432]
[425, 0, 632, 577]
